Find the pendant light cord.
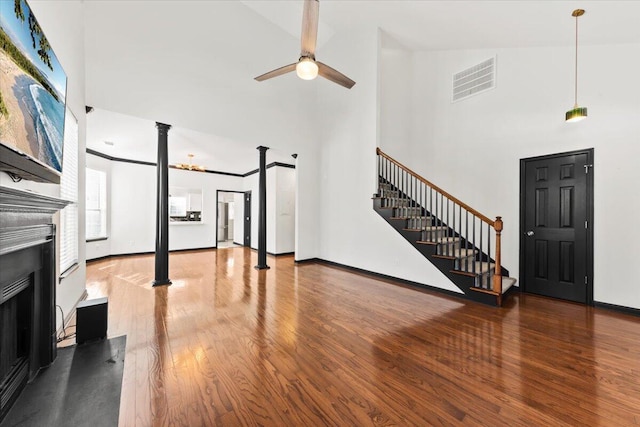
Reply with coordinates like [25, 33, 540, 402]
[574, 14, 579, 108]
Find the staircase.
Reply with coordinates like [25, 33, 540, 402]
[373, 148, 517, 306]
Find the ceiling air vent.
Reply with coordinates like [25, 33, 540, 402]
[452, 57, 496, 102]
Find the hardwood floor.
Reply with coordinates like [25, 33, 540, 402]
[78, 248, 640, 426]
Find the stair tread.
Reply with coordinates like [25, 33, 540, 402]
[470, 276, 517, 294]
[404, 226, 447, 232]
[441, 248, 477, 258]
[469, 287, 500, 296]
[502, 277, 517, 293]
[454, 261, 495, 275]
[418, 236, 461, 245]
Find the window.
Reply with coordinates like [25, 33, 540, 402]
[60, 109, 79, 275]
[86, 168, 107, 240]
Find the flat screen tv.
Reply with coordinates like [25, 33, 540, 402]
[0, 0, 67, 183]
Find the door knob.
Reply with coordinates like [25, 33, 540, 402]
[525, 230, 534, 236]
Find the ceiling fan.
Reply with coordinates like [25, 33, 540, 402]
[254, 0, 355, 89]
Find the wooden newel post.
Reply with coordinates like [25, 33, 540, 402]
[493, 216, 503, 296]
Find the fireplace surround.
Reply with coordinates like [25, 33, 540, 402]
[0, 186, 69, 422]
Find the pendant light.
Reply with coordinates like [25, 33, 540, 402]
[175, 154, 205, 172]
[566, 9, 587, 123]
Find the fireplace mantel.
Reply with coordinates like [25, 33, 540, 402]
[0, 186, 69, 214]
[0, 186, 70, 256]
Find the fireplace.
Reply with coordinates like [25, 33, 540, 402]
[0, 187, 68, 422]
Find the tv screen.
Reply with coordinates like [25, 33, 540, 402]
[0, 0, 67, 182]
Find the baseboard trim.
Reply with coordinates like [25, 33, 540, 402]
[86, 255, 113, 264]
[172, 247, 216, 253]
[594, 301, 640, 317]
[87, 247, 217, 263]
[268, 251, 294, 257]
[294, 258, 319, 264]
[302, 258, 464, 300]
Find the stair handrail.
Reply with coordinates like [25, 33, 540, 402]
[377, 148, 494, 225]
[376, 147, 503, 294]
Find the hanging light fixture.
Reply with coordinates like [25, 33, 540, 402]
[175, 154, 205, 172]
[566, 9, 587, 123]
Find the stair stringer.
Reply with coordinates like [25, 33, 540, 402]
[373, 196, 505, 306]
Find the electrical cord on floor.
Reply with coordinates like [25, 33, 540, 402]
[56, 305, 77, 343]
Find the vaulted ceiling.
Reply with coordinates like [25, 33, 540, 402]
[83, 1, 640, 171]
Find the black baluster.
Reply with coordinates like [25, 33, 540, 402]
[419, 181, 423, 231]
[434, 190, 438, 244]
[407, 174, 413, 223]
[446, 198, 450, 256]
[440, 193, 443, 248]
[458, 205, 462, 255]
[472, 216, 476, 275]
[465, 211, 469, 271]
[479, 218, 483, 285]
[452, 202, 456, 258]
[487, 223, 492, 289]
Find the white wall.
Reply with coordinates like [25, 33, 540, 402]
[0, 1, 88, 328]
[244, 164, 296, 255]
[376, 43, 640, 309]
[275, 167, 295, 254]
[85, 153, 111, 260]
[379, 41, 413, 157]
[109, 162, 156, 254]
[267, 167, 277, 254]
[314, 28, 462, 293]
[294, 145, 320, 261]
[106, 160, 244, 255]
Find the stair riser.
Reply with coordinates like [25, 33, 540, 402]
[407, 218, 433, 229]
[457, 257, 474, 271]
[383, 198, 410, 208]
[439, 241, 461, 253]
[421, 229, 450, 241]
[475, 271, 497, 290]
[382, 190, 400, 198]
[454, 256, 481, 270]
[396, 207, 423, 216]
[457, 258, 494, 274]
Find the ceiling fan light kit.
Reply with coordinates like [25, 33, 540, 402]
[566, 8, 587, 123]
[296, 57, 319, 80]
[255, 0, 355, 89]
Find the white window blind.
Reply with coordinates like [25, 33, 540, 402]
[85, 168, 107, 239]
[59, 108, 79, 275]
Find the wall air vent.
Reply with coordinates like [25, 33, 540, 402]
[452, 57, 496, 102]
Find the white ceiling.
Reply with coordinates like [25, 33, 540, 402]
[83, 1, 640, 171]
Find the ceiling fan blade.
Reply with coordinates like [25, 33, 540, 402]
[300, 0, 319, 57]
[254, 63, 297, 82]
[317, 61, 356, 89]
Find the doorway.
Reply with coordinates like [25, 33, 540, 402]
[216, 191, 251, 249]
[520, 149, 594, 304]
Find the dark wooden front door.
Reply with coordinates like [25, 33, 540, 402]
[520, 150, 593, 303]
[244, 191, 251, 247]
